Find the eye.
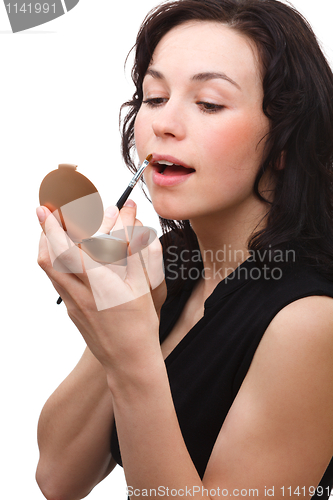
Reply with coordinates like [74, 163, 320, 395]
[142, 98, 168, 107]
[197, 102, 225, 113]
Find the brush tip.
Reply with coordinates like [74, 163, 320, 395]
[146, 154, 153, 163]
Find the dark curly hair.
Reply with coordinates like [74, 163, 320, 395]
[120, 0, 333, 289]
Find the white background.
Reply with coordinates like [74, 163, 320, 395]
[0, 1, 332, 499]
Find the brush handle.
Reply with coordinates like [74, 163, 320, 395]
[116, 186, 133, 210]
[116, 158, 150, 210]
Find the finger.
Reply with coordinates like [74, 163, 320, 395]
[129, 226, 152, 257]
[38, 224, 73, 274]
[38, 231, 53, 270]
[138, 235, 166, 314]
[36, 206, 89, 278]
[112, 199, 137, 242]
[128, 225, 164, 290]
[124, 250, 152, 298]
[37, 206, 74, 253]
[100, 217, 143, 270]
[124, 223, 154, 295]
[96, 205, 119, 235]
[38, 230, 88, 305]
[38, 219, 73, 274]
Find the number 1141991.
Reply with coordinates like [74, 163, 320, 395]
[6, 3, 56, 14]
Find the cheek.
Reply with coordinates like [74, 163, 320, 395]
[195, 115, 269, 204]
[200, 114, 268, 177]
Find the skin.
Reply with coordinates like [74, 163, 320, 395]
[36, 22, 333, 500]
[137, 21, 271, 288]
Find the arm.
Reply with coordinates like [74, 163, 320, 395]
[107, 295, 333, 499]
[35, 202, 167, 500]
[36, 346, 116, 500]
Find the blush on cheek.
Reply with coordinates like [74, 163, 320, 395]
[205, 116, 268, 168]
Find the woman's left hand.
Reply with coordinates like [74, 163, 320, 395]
[37, 201, 165, 376]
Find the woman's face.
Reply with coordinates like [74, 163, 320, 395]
[135, 21, 270, 222]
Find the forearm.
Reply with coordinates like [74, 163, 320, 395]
[36, 347, 115, 500]
[107, 349, 209, 500]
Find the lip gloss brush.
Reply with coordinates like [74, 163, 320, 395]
[116, 154, 152, 209]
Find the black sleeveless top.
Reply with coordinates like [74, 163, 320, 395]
[111, 252, 333, 499]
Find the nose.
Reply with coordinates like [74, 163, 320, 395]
[151, 100, 186, 141]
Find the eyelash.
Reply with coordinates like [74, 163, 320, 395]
[143, 98, 167, 107]
[142, 98, 224, 114]
[197, 101, 225, 113]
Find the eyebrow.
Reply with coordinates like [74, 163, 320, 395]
[145, 68, 241, 90]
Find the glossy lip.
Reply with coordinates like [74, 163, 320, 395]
[150, 153, 195, 187]
[151, 154, 195, 171]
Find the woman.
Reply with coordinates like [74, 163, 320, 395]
[36, 0, 333, 499]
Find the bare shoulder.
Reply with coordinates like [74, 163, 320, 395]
[203, 295, 333, 496]
[268, 294, 333, 337]
[249, 294, 333, 409]
[245, 294, 333, 411]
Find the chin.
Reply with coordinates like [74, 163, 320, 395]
[148, 187, 202, 221]
[152, 201, 191, 222]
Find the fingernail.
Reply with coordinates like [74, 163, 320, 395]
[105, 206, 118, 218]
[123, 199, 136, 208]
[36, 207, 46, 223]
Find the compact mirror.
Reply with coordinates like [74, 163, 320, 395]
[39, 164, 154, 266]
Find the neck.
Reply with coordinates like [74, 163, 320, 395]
[189, 195, 269, 295]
